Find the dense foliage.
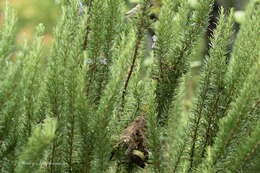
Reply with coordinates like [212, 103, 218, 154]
[0, 0, 259, 172]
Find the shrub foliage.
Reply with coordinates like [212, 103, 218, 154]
[0, 0, 260, 172]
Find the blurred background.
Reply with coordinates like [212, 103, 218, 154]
[0, 0, 249, 45]
[0, 0, 61, 45]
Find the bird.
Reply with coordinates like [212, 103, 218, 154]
[125, 4, 142, 20]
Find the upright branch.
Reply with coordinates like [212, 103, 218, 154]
[155, 0, 214, 124]
[83, 0, 93, 51]
[188, 8, 234, 170]
[120, 0, 152, 118]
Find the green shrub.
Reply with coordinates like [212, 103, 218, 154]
[0, 0, 259, 172]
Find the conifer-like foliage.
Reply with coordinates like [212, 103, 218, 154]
[0, 0, 260, 172]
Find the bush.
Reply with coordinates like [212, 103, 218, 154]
[0, 0, 259, 172]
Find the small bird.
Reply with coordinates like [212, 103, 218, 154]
[125, 0, 161, 19]
[124, 2, 160, 47]
[124, 4, 142, 19]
